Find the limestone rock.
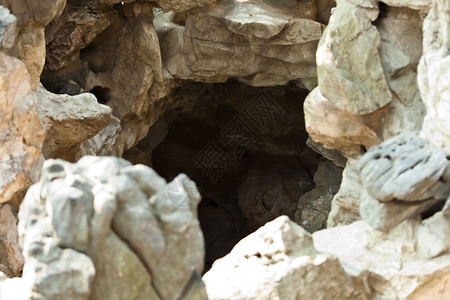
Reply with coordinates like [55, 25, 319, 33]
[317, 0, 392, 115]
[359, 132, 450, 202]
[76, 116, 122, 159]
[44, 1, 117, 70]
[327, 158, 362, 227]
[1, 0, 66, 89]
[2, 156, 206, 300]
[0, 204, 23, 278]
[0, 53, 45, 205]
[0, 6, 16, 50]
[358, 133, 450, 230]
[304, 87, 381, 156]
[35, 84, 112, 161]
[203, 216, 364, 300]
[158, 0, 325, 87]
[314, 215, 450, 299]
[418, 0, 450, 151]
[295, 161, 342, 232]
[238, 154, 314, 231]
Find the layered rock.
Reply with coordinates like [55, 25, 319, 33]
[0, 157, 206, 300]
[358, 133, 450, 231]
[158, 0, 325, 87]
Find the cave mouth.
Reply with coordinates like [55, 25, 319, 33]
[123, 79, 343, 272]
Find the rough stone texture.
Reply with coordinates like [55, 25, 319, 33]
[76, 116, 122, 159]
[238, 154, 315, 231]
[0, 53, 46, 205]
[0, 6, 16, 50]
[295, 160, 342, 232]
[317, 0, 391, 115]
[314, 214, 450, 299]
[203, 216, 365, 300]
[0, 204, 23, 278]
[418, 0, 450, 152]
[0, 156, 206, 300]
[358, 133, 450, 231]
[306, 0, 425, 157]
[158, 0, 325, 87]
[359, 133, 450, 202]
[0, 0, 66, 89]
[35, 84, 112, 162]
[327, 158, 362, 227]
[44, 1, 117, 70]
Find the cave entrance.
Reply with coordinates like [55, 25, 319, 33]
[123, 79, 343, 271]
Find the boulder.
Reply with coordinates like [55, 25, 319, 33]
[0, 156, 206, 300]
[35, 84, 112, 161]
[203, 216, 364, 300]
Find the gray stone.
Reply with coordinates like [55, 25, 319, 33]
[358, 133, 450, 202]
[0, 6, 16, 50]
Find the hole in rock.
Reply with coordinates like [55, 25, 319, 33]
[123, 80, 344, 272]
[89, 86, 112, 105]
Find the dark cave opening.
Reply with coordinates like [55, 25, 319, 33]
[124, 79, 344, 272]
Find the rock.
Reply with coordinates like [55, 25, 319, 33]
[304, 87, 381, 157]
[359, 132, 450, 202]
[2, 156, 206, 300]
[76, 116, 122, 159]
[203, 216, 364, 300]
[238, 154, 314, 231]
[380, 0, 431, 10]
[35, 84, 112, 161]
[1, 0, 66, 89]
[317, 0, 392, 115]
[313, 214, 450, 299]
[327, 158, 362, 227]
[0, 6, 16, 50]
[295, 160, 342, 232]
[44, 1, 117, 70]
[418, 0, 450, 152]
[306, 137, 347, 168]
[158, 0, 325, 87]
[358, 133, 450, 230]
[0, 53, 45, 205]
[0, 204, 23, 278]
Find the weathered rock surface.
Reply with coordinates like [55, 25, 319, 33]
[0, 204, 23, 278]
[327, 158, 362, 227]
[0, 156, 206, 300]
[295, 160, 342, 232]
[158, 0, 325, 87]
[35, 84, 112, 161]
[0, 53, 45, 205]
[0, 6, 16, 50]
[418, 0, 450, 152]
[358, 133, 450, 230]
[314, 214, 450, 299]
[0, 0, 65, 89]
[317, 0, 391, 115]
[203, 216, 364, 300]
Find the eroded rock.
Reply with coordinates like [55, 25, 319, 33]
[2, 156, 206, 300]
[203, 216, 364, 300]
[0, 53, 45, 206]
[35, 84, 112, 161]
[0, 204, 23, 278]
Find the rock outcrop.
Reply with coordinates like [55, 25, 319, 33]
[0, 157, 206, 300]
[0, 52, 45, 206]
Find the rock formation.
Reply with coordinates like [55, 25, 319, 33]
[0, 0, 449, 299]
